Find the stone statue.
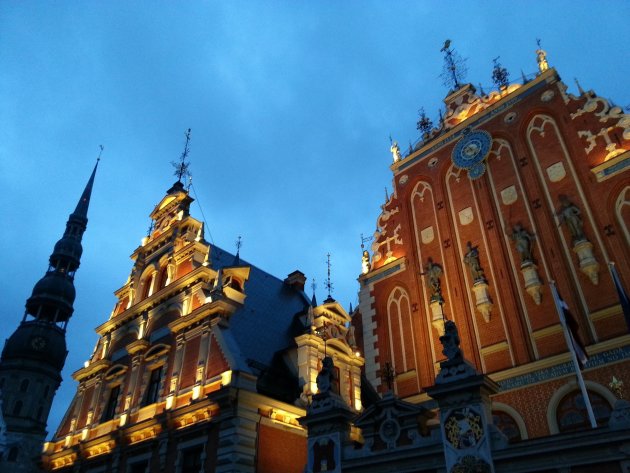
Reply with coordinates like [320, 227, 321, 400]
[425, 258, 444, 303]
[361, 250, 370, 274]
[347, 325, 357, 348]
[390, 141, 402, 162]
[536, 48, 549, 73]
[316, 356, 338, 394]
[510, 224, 534, 263]
[440, 320, 463, 363]
[557, 195, 585, 243]
[463, 241, 485, 282]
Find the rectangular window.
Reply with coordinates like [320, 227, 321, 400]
[181, 445, 203, 473]
[143, 366, 163, 406]
[101, 385, 120, 422]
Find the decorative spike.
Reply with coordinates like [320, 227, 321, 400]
[521, 69, 529, 85]
[575, 78, 585, 96]
[477, 83, 486, 96]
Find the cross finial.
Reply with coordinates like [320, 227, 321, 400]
[172, 128, 192, 183]
[235, 235, 242, 255]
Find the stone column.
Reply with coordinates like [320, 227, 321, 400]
[425, 320, 506, 473]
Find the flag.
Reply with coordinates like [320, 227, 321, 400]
[550, 281, 597, 428]
[550, 282, 588, 369]
[609, 262, 630, 333]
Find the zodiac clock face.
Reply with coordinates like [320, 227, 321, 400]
[451, 130, 492, 180]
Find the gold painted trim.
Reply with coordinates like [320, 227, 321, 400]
[392, 69, 558, 172]
[591, 149, 630, 182]
[532, 324, 563, 340]
[480, 341, 509, 356]
[590, 304, 622, 321]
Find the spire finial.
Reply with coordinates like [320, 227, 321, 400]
[324, 253, 334, 300]
[477, 83, 486, 96]
[172, 128, 192, 183]
[311, 278, 317, 307]
[233, 235, 242, 266]
[575, 78, 586, 95]
[440, 39, 467, 90]
[384, 186, 389, 202]
[535, 38, 549, 73]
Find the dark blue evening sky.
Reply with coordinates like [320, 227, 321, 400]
[1, 1, 629, 438]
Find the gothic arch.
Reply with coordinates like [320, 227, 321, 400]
[615, 186, 630, 247]
[386, 286, 416, 379]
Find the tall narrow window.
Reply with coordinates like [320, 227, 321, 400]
[143, 366, 163, 406]
[12, 401, 23, 416]
[101, 385, 121, 422]
[20, 379, 29, 392]
[181, 445, 203, 473]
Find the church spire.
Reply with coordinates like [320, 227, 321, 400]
[24, 160, 99, 327]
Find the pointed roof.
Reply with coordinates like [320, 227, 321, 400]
[72, 160, 99, 220]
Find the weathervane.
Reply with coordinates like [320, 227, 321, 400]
[235, 235, 242, 256]
[172, 128, 192, 183]
[97, 144, 104, 162]
[491, 56, 510, 90]
[440, 39, 468, 90]
[324, 253, 334, 299]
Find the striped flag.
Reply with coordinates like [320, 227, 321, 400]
[550, 281, 597, 428]
[609, 262, 630, 333]
[550, 283, 588, 368]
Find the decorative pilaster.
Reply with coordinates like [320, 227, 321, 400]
[426, 320, 506, 473]
[299, 357, 356, 473]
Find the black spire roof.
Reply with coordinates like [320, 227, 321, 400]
[25, 161, 98, 326]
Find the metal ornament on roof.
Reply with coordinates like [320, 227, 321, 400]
[451, 129, 492, 180]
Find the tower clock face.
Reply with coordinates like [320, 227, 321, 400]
[30, 336, 48, 351]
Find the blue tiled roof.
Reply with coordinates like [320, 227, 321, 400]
[209, 244, 310, 372]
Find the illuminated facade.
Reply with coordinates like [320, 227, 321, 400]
[356, 51, 630, 445]
[0, 163, 98, 473]
[295, 51, 630, 473]
[42, 178, 362, 472]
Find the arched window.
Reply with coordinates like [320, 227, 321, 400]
[492, 410, 522, 443]
[556, 390, 612, 432]
[13, 400, 23, 416]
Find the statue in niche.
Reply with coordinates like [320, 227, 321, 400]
[463, 241, 486, 282]
[556, 195, 585, 243]
[316, 356, 339, 395]
[424, 258, 444, 303]
[440, 320, 463, 363]
[510, 223, 535, 264]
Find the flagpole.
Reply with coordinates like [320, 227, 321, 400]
[549, 280, 597, 428]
